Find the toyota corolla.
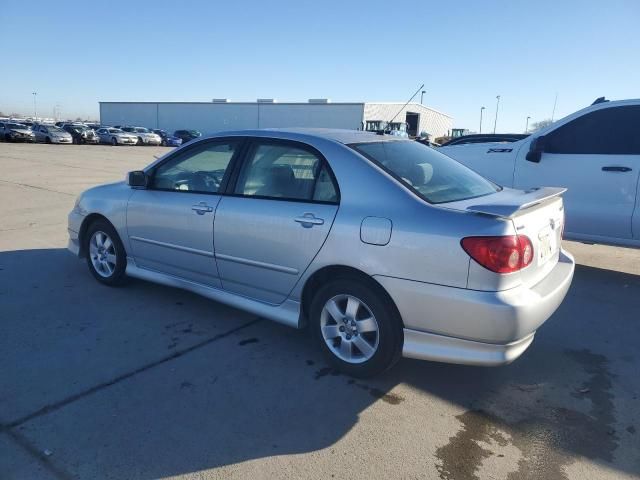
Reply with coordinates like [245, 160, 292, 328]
[68, 129, 574, 377]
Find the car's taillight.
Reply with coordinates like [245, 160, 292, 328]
[461, 235, 534, 274]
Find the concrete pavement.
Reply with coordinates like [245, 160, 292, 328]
[1, 143, 639, 479]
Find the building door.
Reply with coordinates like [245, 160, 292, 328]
[405, 112, 419, 137]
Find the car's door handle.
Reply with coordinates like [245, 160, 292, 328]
[602, 166, 632, 172]
[191, 203, 214, 215]
[294, 213, 324, 227]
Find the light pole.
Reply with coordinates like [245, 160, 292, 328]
[479, 106, 485, 133]
[525, 116, 531, 133]
[420, 90, 426, 104]
[493, 95, 500, 134]
[32, 92, 37, 120]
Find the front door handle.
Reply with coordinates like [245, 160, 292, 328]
[294, 213, 324, 227]
[192, 202, 214, 215]
[602, 166, 632, 172]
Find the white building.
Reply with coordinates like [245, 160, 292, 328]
[99, 100, 452, 139]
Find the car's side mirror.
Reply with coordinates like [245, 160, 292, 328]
[127, 170, 148, 188]
[525, 135, 546, 163]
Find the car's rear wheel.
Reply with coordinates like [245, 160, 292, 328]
[85, 220, 127, 286]
[111, 137, 117, 146]
[137, 136, 144, 145]
[310, 278, 403, 377]
[45, 137, 51, 144]
[4, 134, 10, 142]
[161, 139, 166, 146]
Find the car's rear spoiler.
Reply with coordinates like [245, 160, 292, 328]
[465, 187, 566, 218]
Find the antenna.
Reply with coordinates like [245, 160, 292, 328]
[551, 92, 558, 121]
[386, 83, 425, 130]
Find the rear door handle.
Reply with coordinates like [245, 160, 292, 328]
[192, 202, 214, 215]
[602, 166, 632, 172]
[294, 213, 324, 227]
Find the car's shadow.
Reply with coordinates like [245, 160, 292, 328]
[1, 248, 639, 479]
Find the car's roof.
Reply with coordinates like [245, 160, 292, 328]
[215, 128, 402, 145]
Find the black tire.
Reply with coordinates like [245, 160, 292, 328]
[4, 134, 10, 142]
[310, 277, 403, 378]
[84, 219, 127, 286]
[137, 136, 144, 146]
[111, 137, 117, 146]
[45, 137, 51, 144]
[161, 139, 167, 147]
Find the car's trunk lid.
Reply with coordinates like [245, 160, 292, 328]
[442, 186, 566, 288]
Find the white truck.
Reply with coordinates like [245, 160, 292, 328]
[439, 98, 640, 248]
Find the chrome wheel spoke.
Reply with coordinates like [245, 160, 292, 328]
[356, 316, 377, 333]
[352, 335, 375, 358]
[322, 324, 341, 339]
[106, 253, 117, 264]
[103, 237, 113, 251]
[325, 299, 343, 323]
[345, 296, 360, 320]
[339, 339, 352, 360]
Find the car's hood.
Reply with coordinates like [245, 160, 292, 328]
[10, 129, 33, 135]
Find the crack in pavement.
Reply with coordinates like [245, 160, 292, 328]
[1, 317, 262, 431]
[0, 179, 76, 197]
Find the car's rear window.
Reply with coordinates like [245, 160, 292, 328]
[351, 140, 500, 204]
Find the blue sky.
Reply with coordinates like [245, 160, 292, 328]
[2, 0, 639, 132]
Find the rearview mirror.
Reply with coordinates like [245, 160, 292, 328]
[526, 135, 546, 163]
[127, 170, 148, 188]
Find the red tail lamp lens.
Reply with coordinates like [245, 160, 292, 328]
[461, 235, 534, 273]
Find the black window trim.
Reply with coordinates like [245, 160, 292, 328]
[224, 136, 341, 205]
[145, 136, 249, 196]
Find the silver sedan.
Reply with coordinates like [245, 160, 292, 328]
[67, 129, 575, 377]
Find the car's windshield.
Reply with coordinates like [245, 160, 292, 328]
[49, 126, 64, 133]
[134, 127, 149, 133]
[351, 140, 500, 204]
[188, 130, 200, 136]
[8, 123, 27, 129]
[108, 128, 123, 133]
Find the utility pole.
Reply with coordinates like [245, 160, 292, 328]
[493, 95, 500, 134]
[32, 92, 38, 120]
[479, 106, 485, 133]
[525, 116, 531, 133]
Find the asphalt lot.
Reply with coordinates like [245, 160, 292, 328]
[1, 143, 639, 480]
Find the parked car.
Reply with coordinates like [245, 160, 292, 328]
[62, 124, 100, 144]
[68, 129, 574, 377]
[95, 127, 138, 146]
[0, 122, 35, 142]
[152, 129, 183, 147]
[173, 129, 202, 144]
[120, 126, 162, 146]
[440, 98, 640, 248]
[33, 124, 73, 144]
[440, 133, 530, 147]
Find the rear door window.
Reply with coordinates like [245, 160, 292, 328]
[352, 140, 499, 204]
[234, 141, 338, 203]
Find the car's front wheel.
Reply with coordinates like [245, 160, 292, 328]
[111, 137, 117, 146]
[310, 278, 403, 377]
[85, 220, 127, 286]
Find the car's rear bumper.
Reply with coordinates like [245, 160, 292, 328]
[402, 329, 535, 366]
[375, 249, 575, 365]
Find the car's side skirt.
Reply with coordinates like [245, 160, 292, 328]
[125, 257, 301, 328]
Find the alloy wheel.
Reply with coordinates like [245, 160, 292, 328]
[89, 230, 117, 278]
[320, 294, 380, 364]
